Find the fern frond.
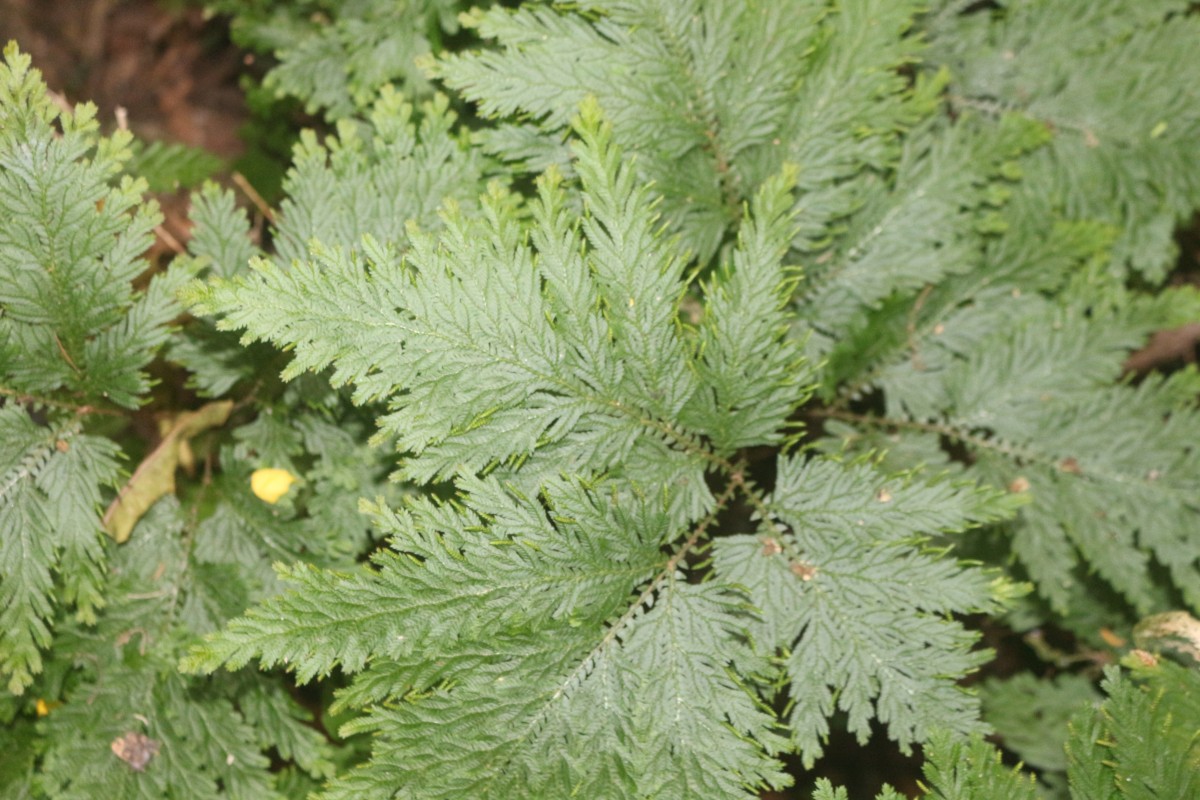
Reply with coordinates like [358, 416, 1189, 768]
[185, 101, 807, 520]
[438, 0, 934, 262]
[186, 182, 263, 280]
[799, 113, 1048, 365]
[21, 498, 336, 799]
[273, 89, 485, 265]
[0, 407, 120, 693]
[185, 473, 796, 797]
[0, 43, 182, 409]
[925, 1, 1200, 280]
[684, 164, 813, 451]
[1065, 660, 1200, 799]
[917, 730, 1043, 800]
[211, 0, 465, 119]
[714, 455, 1018, 765]
[124, 139, 223, 193]
[183, 474, 667, 681]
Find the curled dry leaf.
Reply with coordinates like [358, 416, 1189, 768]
[1132, 610, 1200, 664]
[102, 400, 234, 543]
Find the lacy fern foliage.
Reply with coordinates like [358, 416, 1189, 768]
[0, 43, 184, 694]
[183, 100, 1018, 796]
[3, 0, 1200, 797]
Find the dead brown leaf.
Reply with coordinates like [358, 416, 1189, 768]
[102, 400, 233, 543]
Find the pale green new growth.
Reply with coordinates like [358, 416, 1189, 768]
[209, 0, 467, 119]
[1065, 660, 1200, 799]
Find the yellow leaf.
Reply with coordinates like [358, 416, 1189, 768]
[251, 468, 298, 504]
[102, 401, 234, 543]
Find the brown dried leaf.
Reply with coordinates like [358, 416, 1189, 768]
[102, 400, 233, 543]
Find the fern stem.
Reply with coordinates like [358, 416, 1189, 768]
[0, 385, 124, 417]
[488, 464, 748, 783]
[597, 460, 745, 663]
[815, 407, 1043, 463]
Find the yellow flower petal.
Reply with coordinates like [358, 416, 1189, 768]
[250, 468, 298, 504]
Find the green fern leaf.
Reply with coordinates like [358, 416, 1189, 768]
[926, 1, 1200, 280]
[184, 99, 806, 519]
[714, 455, 1020, 765]
[1066, 660, 1200, 799]
[0, 43, 186, 409]
[17, 498, 335, 799]
[211, 0, 465, 119]
[0, 407, 120, 694]
[438, 0, 935, 262]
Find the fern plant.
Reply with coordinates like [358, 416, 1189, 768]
[208, 0, 478, 120]
[2, 0, 1200, 796]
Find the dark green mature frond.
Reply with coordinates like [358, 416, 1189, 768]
[828, 284, 1200, 618]
[183, 474, 667, 681]
[181, 90, 1028, 792]
[17, 499, 336, 800]
[0, 43, 187, 410]
[714, 455, 1020, 765]
[1065, 660, 1200, 799]
[799, 113, 1048, 364]
[165, 183, 274, 397]
[819, 161, 1118, 409]
[812, 102, 1200, 618]
[325, 592, 787, 800]
[185, 100, 806, 519]
[438, 0, 934, 262]
[187, 474, 791, 799]
[924, 0, 1200, 280]
[0, 407, 120, 694]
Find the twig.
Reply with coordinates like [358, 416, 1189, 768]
[155, 224, 185, 254]
[232, 172, 276, 223]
